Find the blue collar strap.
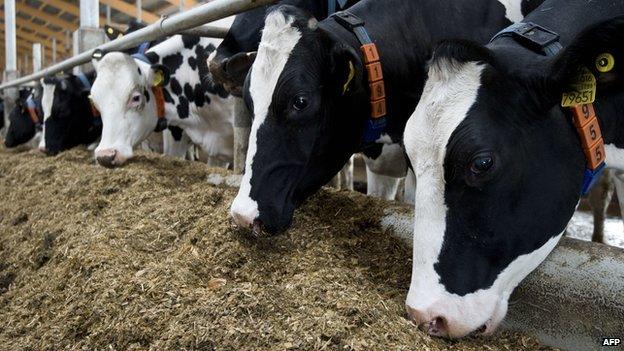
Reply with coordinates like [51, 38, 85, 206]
[490, 22, 563, 57]
[492, 22, 606, 195]
[332, 11, 387, 146]
[328, 0, 348, 15]
[132, 53, 151, 64]
[137, 41, 151, 54]
[76, 73, 92, 91]
[26, 95, 36, 109]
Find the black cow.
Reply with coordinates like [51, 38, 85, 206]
[209, 0, 358, 96]
[403, 0, 624, 338]
[4, 87, 43, 149]
[229, 0, 541, 235]
[40, 72, 101, 155]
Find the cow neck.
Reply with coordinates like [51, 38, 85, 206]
[321, 0, 519, 150]
[76, 72, 101, 119]
[488, 4, 624, 194]
[25, 95, 42, 128]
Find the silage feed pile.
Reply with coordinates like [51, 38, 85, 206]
[0, 147, 553, 351]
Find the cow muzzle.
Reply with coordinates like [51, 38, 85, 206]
[405, 292, 507, 339]
[95, 148, 127, 168]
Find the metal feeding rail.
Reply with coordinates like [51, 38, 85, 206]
[0, 0, 278, 90]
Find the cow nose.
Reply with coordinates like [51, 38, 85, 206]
[96, 149, 118, 168]
[230, 201, 256, 229]
[38, 146, 47, 154]
[406, 305, 449, 337]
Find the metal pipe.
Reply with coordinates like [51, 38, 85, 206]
[179, 25, 229, 38]
[0, 0, 277, 90]
[4, 0, 17, 71]
[80, 0, 100, 29]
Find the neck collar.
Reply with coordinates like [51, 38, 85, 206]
[491, 22, 606, 195]
[331, 11, 387, 147]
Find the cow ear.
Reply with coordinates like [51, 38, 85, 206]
[546, 16, 624, 102]
[329, 42, 361, 96]
[223, 52, 257, 85]
[104, 25, 123, 41]
[150, 64, 170, 87]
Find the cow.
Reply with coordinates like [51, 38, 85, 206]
[90, 22, 236, 168]
[402, 0, 624, 338]
[40, 72, 102, 155]
[229, 0, 542, 235]
[4, 87, 43, 149]
[208, 0, 359, 191]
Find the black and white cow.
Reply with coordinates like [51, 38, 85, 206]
[403, 0, 624, 338]
[40, 72, 102, 155]
[90, 20, 235, 168]
[4, 87, 43, 149]
[230, 0, 541, 235]
[209, 0, 359, 96]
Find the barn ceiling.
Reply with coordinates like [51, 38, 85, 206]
[0, 0, 203, 72]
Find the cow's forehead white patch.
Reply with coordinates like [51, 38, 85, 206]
[496, 0, 524, 23]
[405, 60, 485, 177]
[230, 10, 302, 224]
[41, 83, 56, 121]
[249, 11, 301, 121]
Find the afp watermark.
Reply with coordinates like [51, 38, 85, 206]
[601, 338, 621, 347]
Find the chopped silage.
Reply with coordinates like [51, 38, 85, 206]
[0, 147, 554, 351]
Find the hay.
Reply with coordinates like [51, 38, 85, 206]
[0, 147, 555, 351]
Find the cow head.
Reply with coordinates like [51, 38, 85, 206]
[230, 6, 366, 235]
[91, 52, 169, 167]
[40, 73, 102, 155]
[4, 88, 42, 148]
[403, 18, 624, 338]
[209, 0, 326, 96]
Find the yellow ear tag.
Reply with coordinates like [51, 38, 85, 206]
[561, 67, 596, 107]
[595, 53, 615, 73]
[342, 61, 355, 95]
[152, 70, 164, 87]
[107, 27, 114, 34]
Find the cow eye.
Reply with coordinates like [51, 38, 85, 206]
[293, 95, 309, 111]
[470, 155, 493, 174]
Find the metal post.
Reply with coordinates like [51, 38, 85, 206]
[80, 0, 99, 28]
[106, 5, 111, 25]
[52, 39, 58, 64]
[2, 0, 18, 135]
[24, 54, 30, 74]
[74, 0, 105, 73]
[32, 44, 43, 73]
[136, 0, 142, 22]
[179, 0, 185, 12]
